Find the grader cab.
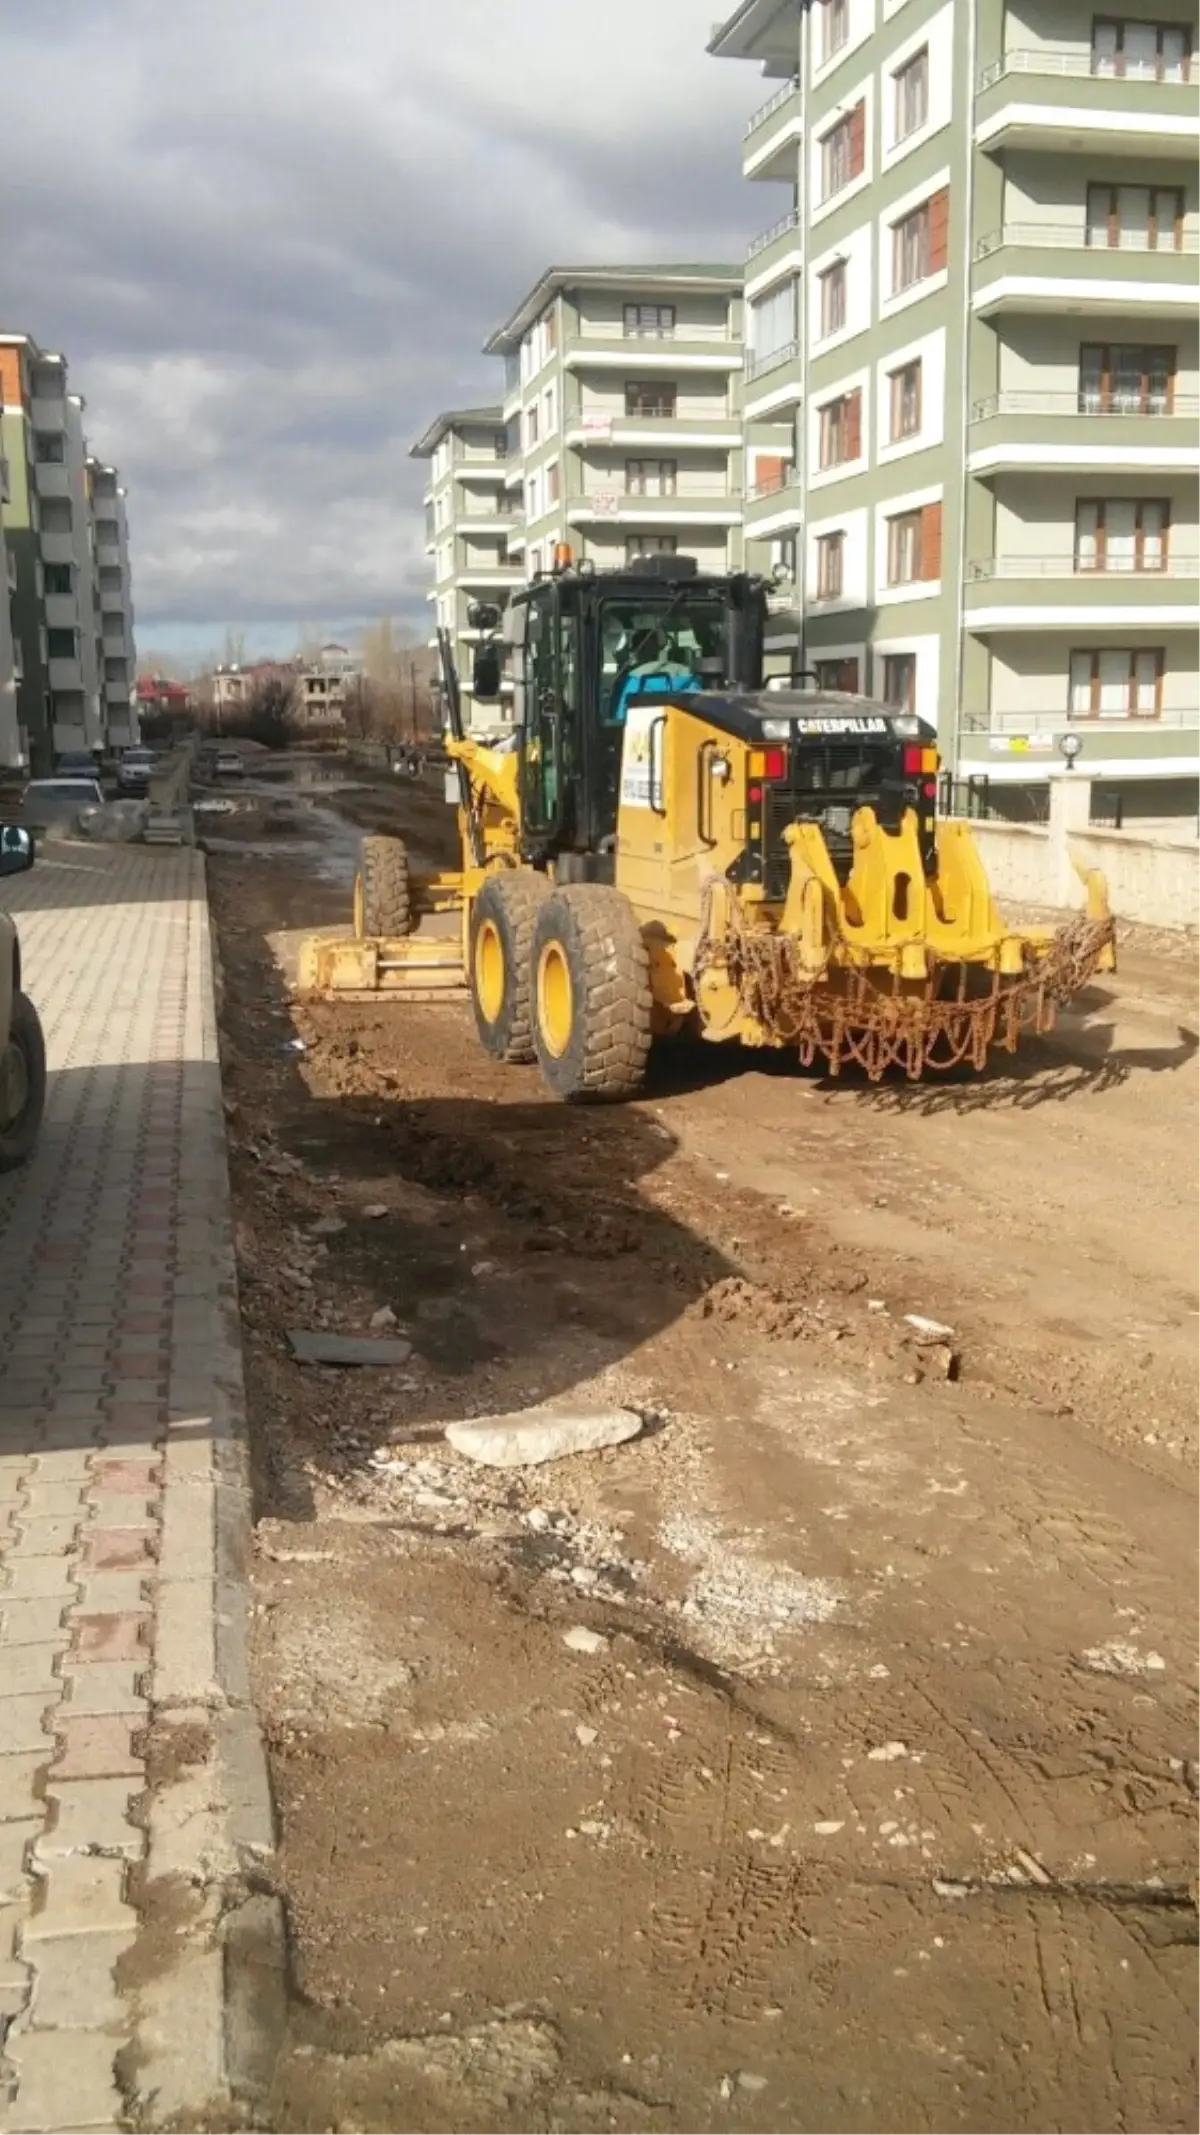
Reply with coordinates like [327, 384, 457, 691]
[298, 552, 1116, 1099]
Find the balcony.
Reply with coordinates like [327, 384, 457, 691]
[975, 48, 1197, 157]
[456, 562, 523, 589]
[972, 225, 1200, 316]
[967, 389, 1200, 472]
[564, 411, 741, 449]
[44, 593, 78, 631]
[744, 476, 803, 533]
[745, 210, 802, 292]
[454, 457, 507, 484]
[33, 461, 70, 500]
[29, 396, 66, 432]
[742, 77, 803, 181]
[964, 554, 1199, 628]
[563, 333, 741, 373]
[39, 532, 75, 567]
[48, 657, 83, 691]
[743, 341, 804, 413]
[958, 701, 1197, 778]
[566, 492, 743, 529]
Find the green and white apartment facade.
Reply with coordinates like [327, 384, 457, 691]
[712, 0, 1198, 816]
[412, 267, 745, 726]
[0, 335, 138, 773]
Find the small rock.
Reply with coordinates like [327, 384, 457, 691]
[719, 2077, 734, 2101]
[867, 1298, 887, 1312]
[575, 1724, 598, 1747]
[813, 1820, 844, 1836]
[570, 1566, 598, 1589]
[737, 2073, 768, 2094]
[287, 1329, 413, 1367]
[369, 1306, 398, 1330]
[525, 1509, 551, 1532]
[471, 1260, 497, 1278]
[563, 1627, 608, 1655]
[311, 1216, 346, 1238]
[445, 1405, 642, 1470]
[904, 1313, 955, 1341]
[866, 1741, 908, 1763]
[363, 1204, 388, 1220]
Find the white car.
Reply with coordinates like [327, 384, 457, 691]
[21, 777, 105, 827]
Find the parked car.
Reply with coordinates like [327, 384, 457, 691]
[54, 750, 99, 779]
[0, 826, 45, 1172]
[20, 777, 105, 829]
[116, 749, 156, 795]
[213, 751, 245, 780]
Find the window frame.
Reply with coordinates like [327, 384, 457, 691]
[1085, 180, 1184, 250]
[1068, 645, 1164, 717]
[821, 111, 854, 201]
[625, 534, 678, 563]
[815, 655, 860, 692]
[888, 358, 922, 441]
[625, 457, 678, 497]
[1074, 496, 1171, 571]
[818, 260, 847, 339]
[892, 203, 931, 293]
[893, 46, 929, 142]
[816, 531, 846, 599]
[820, 0, 850, 64]
[1079, 341, 1176, 413]
[1091, 16, 1193, 78]
[624, 380, 678, 420]
[881, 652, 917, 712]
[886, 508, 923, 585]
[623, 302, 677, 341]
[817, 392, 859, 470]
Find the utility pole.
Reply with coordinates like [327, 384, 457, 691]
[408, 659, 418, 742]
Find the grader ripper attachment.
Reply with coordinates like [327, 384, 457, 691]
[298, 554, 1115, 1100]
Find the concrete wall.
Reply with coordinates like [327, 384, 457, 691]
[961, 779, 1199, 927]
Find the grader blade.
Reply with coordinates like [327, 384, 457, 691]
[295, 931, 466, 1003]
[717, 808, 1116, 1082]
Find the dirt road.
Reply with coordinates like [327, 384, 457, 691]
[204, 768, 1198, 2134]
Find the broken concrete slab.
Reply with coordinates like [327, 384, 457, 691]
[286, 1329, 413, 1368]
[444, 1406, 642, 1469]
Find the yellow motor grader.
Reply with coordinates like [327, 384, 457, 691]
[298, 551, 1115, 1100]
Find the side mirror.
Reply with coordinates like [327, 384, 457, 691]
[472, 645, 502, 702]
[0, 825, 34, 876]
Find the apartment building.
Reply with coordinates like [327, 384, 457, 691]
[0, 334, 140, 771]
[485, 264, 745, 585]
[87, 460, 138, 749]
[712, 0, 1199, 815]
[0, 517, 16, 767]
[411, 405, 518, 728]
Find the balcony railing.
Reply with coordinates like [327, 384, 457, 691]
[970, 390, 1200, 420]
[975, 223, 1200, 259]
[747, 475, 802, 503]
[961, 704, 1196, 733]
[745, 339, 800, 382]
[746, 209, 800, 261]
[967, 554, 1199, 579]
[744, 76, 800, 135]
[978, 46, 1193, 89]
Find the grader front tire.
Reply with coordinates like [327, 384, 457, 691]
[357, 836, 412, 939]
[531, 886, 652, 1103]
[469, 871, 551, 1064]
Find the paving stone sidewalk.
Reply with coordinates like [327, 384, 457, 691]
[0, 843, 273, 2131]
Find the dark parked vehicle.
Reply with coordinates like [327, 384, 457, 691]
[0, 826, 45, 1172]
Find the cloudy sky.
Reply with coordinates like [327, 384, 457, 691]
[3, 0, 769, 663]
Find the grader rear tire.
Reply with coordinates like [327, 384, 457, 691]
[531, 885, 652, 1103]
[469, 870, 551, 1064]
[357, 836, 412, 938]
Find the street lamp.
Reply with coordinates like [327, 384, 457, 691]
[1058, 731, 1082, 771]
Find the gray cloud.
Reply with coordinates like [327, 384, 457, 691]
[2, 0, 768, 652]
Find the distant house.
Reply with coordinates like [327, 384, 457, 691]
[135, 673, 193, 727]
[295, 641, 362, 727]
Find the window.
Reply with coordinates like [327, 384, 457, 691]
[881, 653, 917, 711]
[493, 431, 508, 459]
[892, 190, 949, 292]
[889, 359, 922, 440]
[821, 103, 864, 199]
[771, 535, 797, 576]
[1092, 18, 1191, 78]
[46, 629, 77, 660]
[625, 458, 677, 496]
[819, 260, 847, 338]
[626, 535, 677, 562]
[34, 432, 65, 464]
[525, 402, 539, 448]
[818, 389, 862, 469]
[1075, 498, 1169, 571]
[749, 279, 798, 367]
[43, 563, 73, 596]
[1069, 647, 1163, 717]
[546, 462, 561, 506]
[624, 303, 675, 340]
[886, 501, 941, 584]
[755, 456, 789, 497]
[819, 0, 849, 62]
[816, 532, 845, 598]
[1085, 183, 1183, 251]
[40, 498, 71, 533]
[625, 381, 677, 419]
[815, 657, 859, 691]
[1079, 343, 1175, 413]
[543, 383, 557, 434]
[893, 48, 928, 140]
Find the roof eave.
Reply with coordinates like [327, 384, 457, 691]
[483, 263, 744, 355]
